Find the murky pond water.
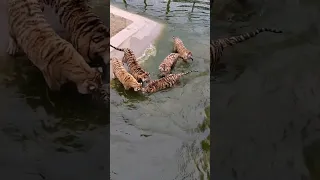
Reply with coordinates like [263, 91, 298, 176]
[212, 0, 320, 179]
[110, 0, 210, 179]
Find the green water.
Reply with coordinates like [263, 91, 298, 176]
[110, 0, 210, 179]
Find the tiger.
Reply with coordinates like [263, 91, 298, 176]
[158, 53, 181, 77]
[110, 44, 151, 83]
[172, 36, 194, 61]
[7, 0, 103, 94]
[39, 0, 109, 76]
[210, 28, 283, 72]
[141, 70, 198, 94]
[111, 57, 142, 91]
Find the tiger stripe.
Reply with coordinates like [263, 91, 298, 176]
[142, 70, 198, 94]
[7, 0, 102, 95]
[40, 0, 109, 75]
[110, 44, 151, 83]
[111, 57, 142, 91]
[211, 28, 283, 72]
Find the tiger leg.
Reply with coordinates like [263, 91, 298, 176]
[42, 71, 61, 91]
[6, 35, 21, 56]
[123, 84, 130, 90]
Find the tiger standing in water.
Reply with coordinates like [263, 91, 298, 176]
[110, 44, 151, 83]
[7, 0, 103, 94]
[111, 57, 142, 91]
[210, 28, 283, 72]
[158, 53, 181, 77]
[172, 36, 194, 61]
[141, 70, 198, 94]
[39, 0, 109, 76]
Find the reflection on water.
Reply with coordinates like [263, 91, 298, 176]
[212, 0, 320, 179]
[111, 0, 210, 179]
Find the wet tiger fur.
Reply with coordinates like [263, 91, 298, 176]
[110, 44, 151, 83]
[210, 28, 283, 72]
[111, 57, 142, 91]
[7, 0, 102, 94]
[141, 70, 198, 94]
[158, 53, 181, 77]
[40, 0, 109, 75]
[172, 36, 194, 61]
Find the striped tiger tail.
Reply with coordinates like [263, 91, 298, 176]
[216, 28, 283, 48]
[110, 44, 125, 52]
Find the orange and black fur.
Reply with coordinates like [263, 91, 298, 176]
[158, 53, 181, 77]
[7, 0, 102, 94]
[110, 44, 151, 83]
[40, 0, 109, 76]
[172, 36, 193, 61]
[141, 70, 198, 94]
[111, 57, 142, 91]
[211, 28, 282, 72]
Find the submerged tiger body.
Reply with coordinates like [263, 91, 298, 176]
[111, 57, 142, 91]
[7, 0, 102, 94]
[158, 53, 181, 77]
[141, 70, 198, 94]
[40, 0, 109, 74]
[211, 28, 283, 72]
[173, 36, 193, 61]
[110, 44, 151, 83]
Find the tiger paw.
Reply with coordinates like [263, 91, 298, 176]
[6, 37, 19, 56]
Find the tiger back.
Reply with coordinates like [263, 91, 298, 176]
[110, 44, 151, 83]
[7, 0, 102, 94]
[40, 0, 109, 73]
[141, 70, 198, 94]
[172, 36, 193, 61]
[111, 57, 142, 91]
[158, 53, 181, 77]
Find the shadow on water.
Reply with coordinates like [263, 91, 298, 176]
[111, 0, 209, 179]
[212, 0, 320, 179]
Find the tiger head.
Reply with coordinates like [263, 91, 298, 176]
[77, 68, 103, 94]
[141, 72, 151, 83]
[133, 82, 143, 92]
[186, 51, 193, 61]
[89, 26, 109, 62]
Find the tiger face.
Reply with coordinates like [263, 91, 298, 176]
[186, 52, 193, 61]
[89, 28, 109, 61]
[76, 70, 102, 94]
[133, 82, 143, 92]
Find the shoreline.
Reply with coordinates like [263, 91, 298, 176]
[110, 5, 164, 79]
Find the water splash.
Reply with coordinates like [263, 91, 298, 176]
[137, 44, 157, 63]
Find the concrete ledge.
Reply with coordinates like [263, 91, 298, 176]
[110, 5, 164, 79]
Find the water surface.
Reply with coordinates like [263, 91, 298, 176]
[110, 0, 210, 179]
[212, 0, 320, 179]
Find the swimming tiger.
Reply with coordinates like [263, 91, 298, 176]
[158, 53, 181, 77]
[111, 57, 142, 91]
[39, 0, 109, 76]
[141, 70, 198, 94]
[211, 28, 283, 72]
[110, 44, 151, 83]
[7, 0, 103, 94]
[172, 36, 194, 61]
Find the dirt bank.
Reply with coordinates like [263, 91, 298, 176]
[110, 13, 132, 37]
